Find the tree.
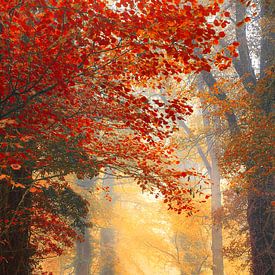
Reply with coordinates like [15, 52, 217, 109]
[0, 0, 232, 272]
[100, 172, 116, 275]
[180, 112, 224, 275]
[156, 75, 225, 274]
[74, 178, 95, 275]
[197, 0, 274, 273]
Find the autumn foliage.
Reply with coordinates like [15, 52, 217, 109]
[0, 0, 237, 272]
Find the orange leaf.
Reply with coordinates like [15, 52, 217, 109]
[0, 174, 10, 180]
[29, 187, 43, 193]
[10, 164, 21, 170]
[12, 182, 25, 188]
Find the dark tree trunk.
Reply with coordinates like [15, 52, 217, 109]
[0, 168, 33, 275]
[247, 175, 275, 275]
[248, 1, 275, 273]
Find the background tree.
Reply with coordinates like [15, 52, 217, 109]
[196, 0, 274, 273]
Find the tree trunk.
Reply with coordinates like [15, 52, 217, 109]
[203, 113, 224, 275]
[247, 175, 275, 275]
[100, 227, 115, 275]
[100, 172, 115, 275]
[75, 228, 92, 275]
[209, 154, 224, 275]
[180, 115, 224, 275]
[247, 1, 275, 272]
[74, 178, 95, 275]
[0, 168, 33, 274]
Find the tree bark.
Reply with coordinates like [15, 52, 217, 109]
[0, 168, 33, 275]
[202, 113, 224, 275]
[236, 1, 275, 273]
[247, 175, 275, 275]
[209, 153, 224, 275]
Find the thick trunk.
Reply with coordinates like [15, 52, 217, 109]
[247, 175, 275, 275]
[0, 168, 33, 274]
[248, 2, 275, 273]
